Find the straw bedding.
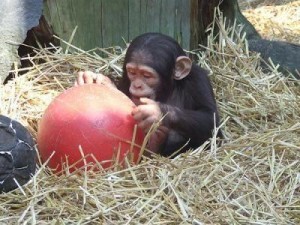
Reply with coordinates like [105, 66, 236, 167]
[0, 2, 299, 224]
[241, 0, 300, 43]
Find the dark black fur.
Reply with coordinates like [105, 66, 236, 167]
[118, 33, 221, 156]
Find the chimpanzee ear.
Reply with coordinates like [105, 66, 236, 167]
[174, 56, 192, 80]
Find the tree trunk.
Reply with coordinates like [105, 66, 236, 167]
[196, 0, 260, 45]
[196, 0, 299, 78]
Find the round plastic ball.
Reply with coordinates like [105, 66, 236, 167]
[37, 84, 145, 172]
[0, 115, 36, 193]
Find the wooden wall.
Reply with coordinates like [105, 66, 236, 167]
[43, 0, 197, 51]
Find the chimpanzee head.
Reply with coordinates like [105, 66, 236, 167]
[119, 33, 192, 104]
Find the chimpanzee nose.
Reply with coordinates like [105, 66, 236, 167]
[132, 79, 143, 89]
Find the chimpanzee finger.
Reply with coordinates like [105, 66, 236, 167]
[95, 75, 116, 87]
[75, 71, 95, 86]
[94, 73, 105, 84]
[83, 71, 96, 84]
[156, 126, 169, 135]
[132, 104, 155, 121]
[74, 71, 84, 86]
[137, 117, 154, 132]
[131, 107, 146, 122]
[139, 97, 156, 105]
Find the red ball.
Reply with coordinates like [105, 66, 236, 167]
[37, 84, 145, 172]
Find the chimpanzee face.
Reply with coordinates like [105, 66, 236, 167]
[126, 62, 160, 105]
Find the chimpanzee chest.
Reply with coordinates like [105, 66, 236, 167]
[0, 115, 36, 193]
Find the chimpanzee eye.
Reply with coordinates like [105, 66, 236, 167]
[127, 70, 136, 77]
[143, 72, 152, 79]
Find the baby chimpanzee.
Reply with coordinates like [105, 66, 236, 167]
[75, 32, 221, 157]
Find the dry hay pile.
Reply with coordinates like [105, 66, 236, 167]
[241, 0, 300, 43]
[0, 13, 300, 225]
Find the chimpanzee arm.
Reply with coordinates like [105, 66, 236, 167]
[160, 66, 219, 144]
[158, 104, 220, 156]
[160, 104, 217, 145]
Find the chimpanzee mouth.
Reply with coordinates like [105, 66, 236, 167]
[131, 95, 152, 105]
[131, 96, 143, 105]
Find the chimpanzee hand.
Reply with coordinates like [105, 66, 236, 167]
[146, 126, 169, 155]
[74, 71, 115, 87]
[132, 98, 168, 156]
[131, 98, 163, 132]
